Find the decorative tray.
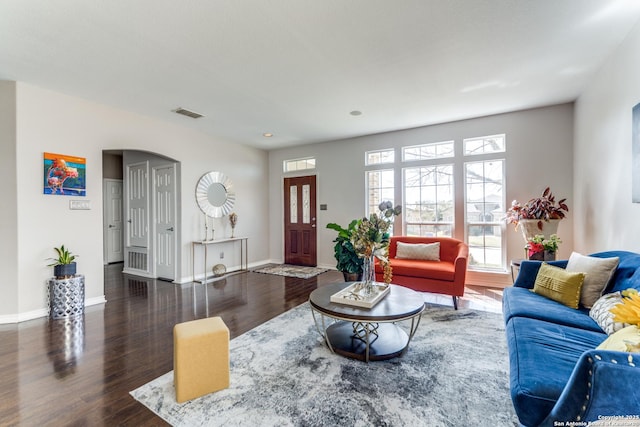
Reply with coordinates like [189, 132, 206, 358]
[330, 282, 390, 309]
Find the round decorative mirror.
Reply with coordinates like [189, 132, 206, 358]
[195, 171, 235, 217]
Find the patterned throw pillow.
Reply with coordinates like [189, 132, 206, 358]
[532, 263, 585, 309]
[590, 292, 630, 335]
[395, 242, 440, 261]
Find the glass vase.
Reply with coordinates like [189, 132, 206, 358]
[361, 254, 376, 295]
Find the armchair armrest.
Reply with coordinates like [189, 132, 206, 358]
[513, 259, 568, 289]
[540, 350, 640, 426]
[453, 242, 469, 280]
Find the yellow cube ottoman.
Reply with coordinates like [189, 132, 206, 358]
[173, 316, 230, 403]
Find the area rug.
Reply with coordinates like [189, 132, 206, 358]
[131, 303, 518, 427]
[253, 264, 330, 279]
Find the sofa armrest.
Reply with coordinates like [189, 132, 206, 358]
[513, 259, 568, 289]
[453, 243, 469, 279]
[539, 350, 640, 427]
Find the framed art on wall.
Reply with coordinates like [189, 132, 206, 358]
[43, 152, 86, 196]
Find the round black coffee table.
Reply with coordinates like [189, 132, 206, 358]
[309, 282, 425, 362]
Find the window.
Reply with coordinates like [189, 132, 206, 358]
[366, 149, 394, 165]
[464, 159, 505, 270]
[463, 134, 505, 156]
[402, 141, 454, 161]
[283, 157, 316, 173]
[366, 169, 394, 215]
[403, 165, 454, 237]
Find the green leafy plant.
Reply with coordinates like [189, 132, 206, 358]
[326, 220, 364, 275]
[526, 234, 562, 257]
[47, 245, 77, 266]
[505, 187, 569, 231]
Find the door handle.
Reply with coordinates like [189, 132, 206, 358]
[108, 224, 114, 228]
[167, 227, 174, 231]
[311, 224, 316, 228]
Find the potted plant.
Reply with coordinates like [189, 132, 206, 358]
[505, 187, 569, 241]
[326, 220, 364, 281]
[47, 245, 78, 279]
[526, 234, 562, 261]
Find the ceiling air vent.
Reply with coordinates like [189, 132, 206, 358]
[173, 107, 204, 119]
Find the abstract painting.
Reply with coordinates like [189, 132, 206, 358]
[43, 152, 86, 196]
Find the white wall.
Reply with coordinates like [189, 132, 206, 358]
[4, 82, 269, 321]
[574, 20, 640, 253]
[269, 104, 575, 285]
[0, 81, 18, 316]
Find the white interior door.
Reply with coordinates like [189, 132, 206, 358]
[126, 162, 149, 248]
[154, 165, 176, 280]
[104, 179, 124, 263]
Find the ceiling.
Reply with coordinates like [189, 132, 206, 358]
[2, 1, 640, 150]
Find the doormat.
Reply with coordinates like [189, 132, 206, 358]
[253, 264, 330, 279]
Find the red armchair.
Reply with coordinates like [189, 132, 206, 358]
[375, 236, 469, 309]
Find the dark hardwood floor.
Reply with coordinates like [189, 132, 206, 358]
[0, 264, 502, 426]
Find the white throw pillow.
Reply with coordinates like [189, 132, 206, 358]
[395, 242, 440, 261]
[565, 252, 619, 308]
[589, 291, 630, 335]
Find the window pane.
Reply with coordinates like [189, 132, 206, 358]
[284, 157, 316, 172]
[463, 134, 506, 156]
[465, 159, 505, 270]
[366, 149, 395, 165]
[366, 169, 394, 215]
[402, 141, 454, 161]
[467, 225, 503, 270]
[403, 165, 454, 237]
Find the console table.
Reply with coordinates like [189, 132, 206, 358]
[192, 237, 248, 284]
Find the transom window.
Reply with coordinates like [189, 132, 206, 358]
[402, 141, 454, 161]
[283, 157, 316, 173]
[365, 149, 395, 165]
[463, 134, 505, 156]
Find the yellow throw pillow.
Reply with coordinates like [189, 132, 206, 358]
[596, 325, 640, 352]
[533, 263, 586, 309]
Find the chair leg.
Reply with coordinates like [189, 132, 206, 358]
[452, 296, 458, 310]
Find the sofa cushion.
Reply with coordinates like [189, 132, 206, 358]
[532, 263, 585, 309]
[565, 252, 619, 308]
[388, 258, 455, 281]
[503, 286, 601, 332]
[506, 317, 607, 427]
[395, 241, 440, 261]
[589, 292, 630, 335]
[596, 325, 640, 352]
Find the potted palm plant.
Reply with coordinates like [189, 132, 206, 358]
[47, 245, 78, 279]
[326, 220, 364, 281]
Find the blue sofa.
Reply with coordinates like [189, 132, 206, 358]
[503, 251, 640, 427]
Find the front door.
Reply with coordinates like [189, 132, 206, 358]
[154, 165, 177, 281]
[284, 175, 317, 266]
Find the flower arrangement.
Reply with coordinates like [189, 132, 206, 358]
[351, 201, 402, 284]
[526, 234, 562, 258]
[610, 289, 640, 328]
[505, 187, 568, 231]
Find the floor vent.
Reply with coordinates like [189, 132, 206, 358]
[128, 251, 148, 271]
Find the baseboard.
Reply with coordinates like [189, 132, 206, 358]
[0, 295, 107, 324]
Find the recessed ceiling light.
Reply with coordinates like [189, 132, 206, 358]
[350, 110, 362, 116]
[263, 133, 274, 137]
